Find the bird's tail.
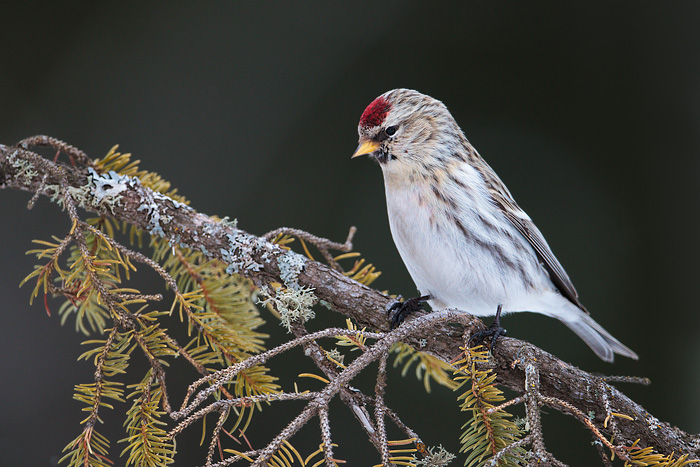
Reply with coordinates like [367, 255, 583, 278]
[559, 310, 638, 362]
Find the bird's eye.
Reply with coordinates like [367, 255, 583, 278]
[385, 126, 397, 136]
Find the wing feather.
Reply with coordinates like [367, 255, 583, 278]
[472, 152, 588, 312]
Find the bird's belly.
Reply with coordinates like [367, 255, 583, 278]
[386, 188, 541, 317]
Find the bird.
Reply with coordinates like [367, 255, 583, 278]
[351, 88, 637, 363]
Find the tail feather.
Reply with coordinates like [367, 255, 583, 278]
[560, 311, 638, 362]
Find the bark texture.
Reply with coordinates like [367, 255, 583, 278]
[1, 142, 697, 461]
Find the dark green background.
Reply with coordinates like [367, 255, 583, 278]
[1, 2, 698, 465]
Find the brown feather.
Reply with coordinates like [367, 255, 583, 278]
[470, 146, 589, 313]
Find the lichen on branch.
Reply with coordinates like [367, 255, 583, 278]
[1, 137, 698, 466]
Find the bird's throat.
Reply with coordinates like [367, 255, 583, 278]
[373, 148, 395, 164]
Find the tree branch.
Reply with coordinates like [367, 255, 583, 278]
[1, 140, 697, 461]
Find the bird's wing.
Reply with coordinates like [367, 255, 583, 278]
[474, 155, 588, 312]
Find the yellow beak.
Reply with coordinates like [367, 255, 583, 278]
[352, 140, 380, 158]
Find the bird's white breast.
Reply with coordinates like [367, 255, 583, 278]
[381, 161, 548, 317]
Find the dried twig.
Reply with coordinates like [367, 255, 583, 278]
[2, 141, 698, 464]
[264, 226, 356, 271]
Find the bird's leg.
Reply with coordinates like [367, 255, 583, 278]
[468, 304, 507, 352]
[387, 294, 431, 329]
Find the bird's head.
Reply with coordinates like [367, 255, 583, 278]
[352, 89, 461, 166]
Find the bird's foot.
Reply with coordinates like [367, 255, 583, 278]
[469, 304, 507, 352]
[387, 294, 431, 329]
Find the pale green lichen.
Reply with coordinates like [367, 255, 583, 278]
[221, 230, 263, 275]
[44, 184, 63, 203]
[260, 286, 317, 332]
[7, 150, 38, 184]
[278, 250, 307, 290]
[90, 168, 130, 204]
[132, 178, 191, 239]
[64, 167, 135, 213]
[219, 216, 238, 228]
[412, 445, 456, 467]
[64, 184, 93, 208]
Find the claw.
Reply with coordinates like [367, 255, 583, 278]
[387, 294, 431, 328]
[468, 304, 507, 352]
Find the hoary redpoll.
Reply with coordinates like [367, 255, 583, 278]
[352, 88, 637, 363]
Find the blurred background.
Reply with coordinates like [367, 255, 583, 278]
[1, 2, 699, 465]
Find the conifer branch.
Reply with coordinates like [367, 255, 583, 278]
[1, 139, 699, 465]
